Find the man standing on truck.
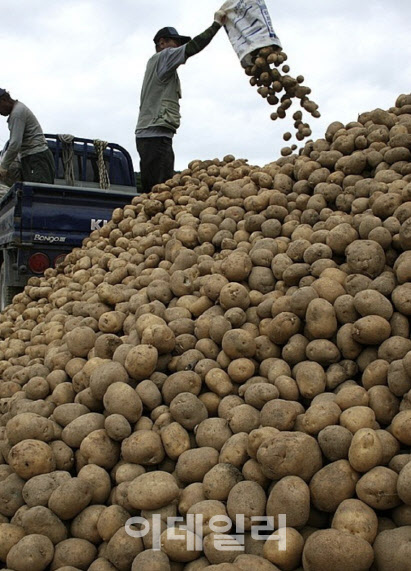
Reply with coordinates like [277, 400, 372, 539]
[0, 88, 55, 185]
[135, 8, 227, 193]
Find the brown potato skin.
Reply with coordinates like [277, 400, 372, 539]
[302, 528, 374, 571]
[7, 534, 54, 571]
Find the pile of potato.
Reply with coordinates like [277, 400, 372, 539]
[244, 45, 320, 150]
[0, 94, 410, 571]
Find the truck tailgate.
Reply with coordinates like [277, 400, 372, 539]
[0, 182, 136, 247]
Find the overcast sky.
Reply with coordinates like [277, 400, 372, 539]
[1, 0, 410, 172]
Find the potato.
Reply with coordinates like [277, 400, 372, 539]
[396, 461, 411, 505]
[127, 471, 180, 510]
[294, 361, 326, 398]
[204, 368, 234, 397]
[226, 481, 266, 530]
[50, 442, 74, 471]
[260, 399, 303, 431]
[121, 430, 165, 466]
[388, 359, 411, 396]
[353, 289, 393, 319]
[389, 453, 411, 474]
[50, 537, 98, 570]
[331, 498, 378, 543]
[219, 283, 250, 312]
[391, 410, 411, 445]
[0, 522, 26, 562]
[345, 239, 386, 278]
[361, 358, 389, 389]
[8, 439, 55, 480]
[178, 483, 206, 516]
[135, 380, 162, 410]
[77, 464, 111, 504]
[21, 506, 68, 544]
[242, 383, 279, 409]
[160, 422, 191, 460]
[373, 526, 411, 571]
[61, 413, 105, 447]
[70, 504, 105, 544]
[89, 557, 121, 570]
[339, 406, 376, 433]
[222, 329, 256, 359]
[124, 344, 158, 381]
[266, 475, 310, 529]
[65, 326, 97, 357]
[131, 549, 171, 571]
[96, 505, 130, 542]
[103, 382, 143, 423]
[302, 528, 374, 571]
[187, 499, 228, 536]
[274, 375, 299, 400]
[141, 324, 176, 354]
[22, 472, 70, 508]
[24, 376, 50, 400]
[368, 385, 399, 425]
[378, 335, 411, 362]
[305, 338, 341, 365]
[234, 554, 278, 570]
[352, 315, 391, 344]
[336, 323, 362, 359]
[257, 432, 322, 481]
[94, 333, 123, 359]
[104, 414, 132, 441]
[268, 312, 301, 344]
[310, 460, 359, 512]
[112, 462, 145, 485]
[376, 429, 400, 464]
[6, 534, 54, 571]
[356, 466, 401, 510]
[105, 526, 144, 571]
[348, 428, 383, 472]
[176, 447, 219, 483]
[160, 527, 201, 563]
[162, 371, 202, 404]
[334, 384, 369, 410]
[203, 532, 243, 565]
[79, 429, 120, 469]
[305, 298, 337, 338]
[227, 404, 260, 434]
[263, 527, 304, 571]
[203, 463, 243, 501]
[334, 294, 359, 324]
[6, 412, 55, 445]
[392, 504, 411, 526]
[195, 418, 232, 450]
[300, 401, 341, 435]
[282, 333, 309, 366]
[170, 393, 208, 430]
[48, 477, 92, 520]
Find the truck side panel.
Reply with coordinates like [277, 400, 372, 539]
[0, 182, 136, 248]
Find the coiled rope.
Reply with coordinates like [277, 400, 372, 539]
[93, 139, 110, 190]
[58, 134, 75, 186]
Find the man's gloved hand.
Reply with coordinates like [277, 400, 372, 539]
[0, 166, 8, 180]
[214, 9, 227, 26]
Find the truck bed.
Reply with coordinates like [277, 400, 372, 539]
[0, 181, 136, 248]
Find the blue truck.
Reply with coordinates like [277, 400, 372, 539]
[0, 135, 137, 308]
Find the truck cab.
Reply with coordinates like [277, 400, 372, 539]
[0, 135, 137, 308]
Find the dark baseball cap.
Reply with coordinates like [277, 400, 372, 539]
[153, 27, 191, 45]
[0, 88, 6, 98]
